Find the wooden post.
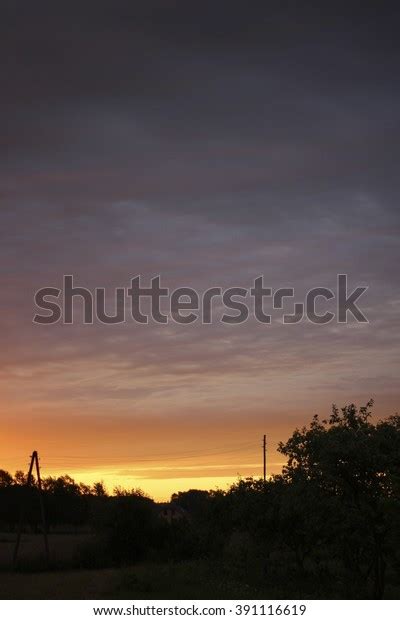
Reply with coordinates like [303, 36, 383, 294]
[13, 451, 49, 569]
[34, 451, 50, 567]
[263, 434, 266, 482]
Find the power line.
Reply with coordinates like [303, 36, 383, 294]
[13, 443, 257, 465]
[1, 441, 255, 462]
[4, 439, 271, 480]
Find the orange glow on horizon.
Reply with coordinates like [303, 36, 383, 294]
[1, 405, 291, 500]
[2, 398, 394, 500]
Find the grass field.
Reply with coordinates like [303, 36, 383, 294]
[3, 561, 400, 600]
[1, 568, 119, 599]
[0, 533, 259, 599]
[0, 531, 92, 571]
[1, 562, 257, 599]
[1, 533, 399, 599]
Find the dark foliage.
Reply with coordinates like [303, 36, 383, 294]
[1, 401, 399, 598]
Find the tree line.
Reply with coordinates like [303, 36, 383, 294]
[1, 401, 399, 598]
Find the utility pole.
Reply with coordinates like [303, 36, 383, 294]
[13, 451, 49, 569]
[263, 434, 266, 482]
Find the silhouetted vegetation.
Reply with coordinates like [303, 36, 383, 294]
[1, 402, 399, 599]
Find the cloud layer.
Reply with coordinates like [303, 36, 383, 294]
[1, 2, 399, 496]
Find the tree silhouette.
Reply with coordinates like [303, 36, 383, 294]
[0, 470, 13, 487]
[278, 400, 400, 597]
[1, 401, 398, 598]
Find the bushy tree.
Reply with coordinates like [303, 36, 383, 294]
[0, 469, 13, 487]
[278, 401, 400, 597]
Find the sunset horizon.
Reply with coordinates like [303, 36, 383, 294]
[1, 1, 400, 604]
[2, 399, 395, 500]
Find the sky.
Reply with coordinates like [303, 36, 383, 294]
[1, 3, 400, 499]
